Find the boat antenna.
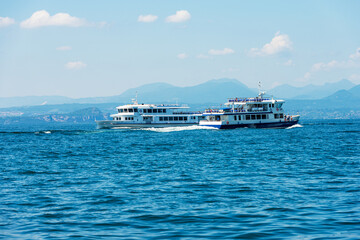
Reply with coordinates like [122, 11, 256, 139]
[258, 81, 266, 98]
[132, 91, 138, 105]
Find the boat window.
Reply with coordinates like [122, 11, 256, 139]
[163, 109, 166, 113]
[153, 109, 158, 113]
[174, 117, 178, 121]
[129, 108, 133, 112]
[148, 109, 152, 113]
[280, 113, 283, 118]
[169, 117, 174, 121]
[251, 115, 256, 120]
[257, 115, 261, 120]
[158, 109, 162, 113]
[134, 108, 138, 112]
[164, 117, 169, 121]
[143, 109, 147, 113]
[124, 109, 128, 112]
[184, 117, 187, 121]
[246, 115, 250, 120]
[274, 114, 279, 119]
[159, 117, 163, 121]
[179, 116, 183, 121]
[234, 116, 237, 120]
[262, 114, 266, 119]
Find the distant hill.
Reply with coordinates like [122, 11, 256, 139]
[118, 78, 256, 104]
[324, 84, 360, 101]
[268, 79, 355, 99]
[1, 78, 357, 108]
[0, 78, 256, 108]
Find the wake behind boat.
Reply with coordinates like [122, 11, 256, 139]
[96, 98, 203, 129]
[199, 91, 300, 129]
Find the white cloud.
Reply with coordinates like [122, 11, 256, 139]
[166, 10, 191, 23]
[312, 60, 360, 72]
[304, 72, 311, 79]
[350, 47, 360, 59]
[284, 59, 293, 66]
[0, 17, 15, 27]
[56, 46, 72, 51]
[177, 53, 188, 59]
[312, 48, 360, 72]
[208, 48, 234, 55]
[65, 61, 86, 70]
[300, 47, 360, 82]
[249, 32, 292, 56]
[138, 14, 158, 23]
[20, 10, 86, 28]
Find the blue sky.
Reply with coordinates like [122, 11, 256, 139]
[1, 0, 360, 98]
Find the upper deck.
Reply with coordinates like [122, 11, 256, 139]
[116, 103, 190, 110]
[204, 94, 285, 115]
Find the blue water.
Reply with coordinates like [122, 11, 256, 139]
[0, 120, 359, 239]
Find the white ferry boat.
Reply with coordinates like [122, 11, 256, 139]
[96, 99, 203, 129]
[199, 92, 300, 129]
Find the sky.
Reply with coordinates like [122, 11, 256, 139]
[1, 0, 360, 98]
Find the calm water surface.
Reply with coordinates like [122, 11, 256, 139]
[0, 120, 359, 239]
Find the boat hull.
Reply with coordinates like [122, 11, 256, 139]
[96, 120, 198, 129]
[201, 120, 299, 129]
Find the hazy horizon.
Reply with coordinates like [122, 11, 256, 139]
[1, 1, 360, 98]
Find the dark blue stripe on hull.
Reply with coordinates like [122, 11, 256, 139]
[204, 121, 299, 129]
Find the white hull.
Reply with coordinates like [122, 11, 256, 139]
[96, 120, 198, 129]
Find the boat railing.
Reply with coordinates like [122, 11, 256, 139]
[154, 104, 180, 107]
[173, 111, 202, 115]
[204, 109, 223, 113]
[228, 97, 270, 103]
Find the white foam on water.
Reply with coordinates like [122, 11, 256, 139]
[112, 127, 134, 130]
[286, 124, 303, 129]
[43, 131, 51, 134]
[140, 125, 218, 133]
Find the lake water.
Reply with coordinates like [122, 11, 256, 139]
[0, 120, 359, 239]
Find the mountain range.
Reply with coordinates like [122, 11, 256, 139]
[267, 79, 355, 99]
[0, 78, 359, 109]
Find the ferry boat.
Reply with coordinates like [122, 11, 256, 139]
[96, 98, 203, 129]
[199, 91, 300, 129]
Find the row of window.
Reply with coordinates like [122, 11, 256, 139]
[159, 116, 188, 121]
[274, 113, 284, 119]
[118, 108, 138, 113]
[250, 103, 278, 108]
[237, 113, 283, 120]
[244, 114, 268, 120]
[114, 117, 134, 121]
[143, 109, 167, 113]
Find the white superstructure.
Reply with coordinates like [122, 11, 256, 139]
[96, 98, 203, 129]
[199, 92, 300, 129]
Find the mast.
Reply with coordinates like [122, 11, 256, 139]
[132, 91, 138, 105]
[258, 81, 265, 99]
